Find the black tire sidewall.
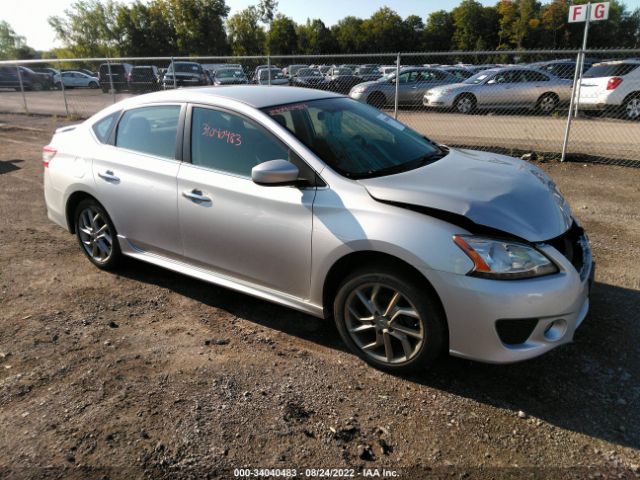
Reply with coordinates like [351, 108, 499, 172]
[74, 199, 121, 270]
[333, 267, 446, 373]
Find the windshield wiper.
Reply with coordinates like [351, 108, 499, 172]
[353, 151, 448, 179]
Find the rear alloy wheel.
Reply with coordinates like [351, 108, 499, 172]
[454, 94, 475, 114]
[537, 93, 559, 115]
[624, 96, 640, 120]
[333, 267, 446, 373]
[75, 199, 121, 270]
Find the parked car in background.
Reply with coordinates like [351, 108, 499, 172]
[130, 66, 161, 92]
[578, 60, 640, 120]
[43, 86, 593, 372]
[33, 67, 61, 86]
[529, 59, 594, 80]
[285, 64, 308, 78]
[424, 67, 571, 114]
[212, 68, 249, 85]
[59, 71, 99, 89]
[440, 66, 474, 80]
[255, 68, 289, 85]
[0, 66, 53, 91]
[324, 67, 363, 94]
[318, 65, 334, 75]
[162, 62, 209, 89]
[291, 68, 328, 89]
[354, 65, 382, 82]
[252, 65, 270, 82]
[350, 67, 461, 108]
[98, 63, 133, 92]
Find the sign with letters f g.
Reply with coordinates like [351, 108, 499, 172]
[569, 2, 610, 23]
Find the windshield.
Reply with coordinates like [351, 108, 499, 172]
[170, 63, 201, 73]
[464, 71, 492, 84]
[259, 69, 286, 80]
[584, 63, 639, 78]
[298, 69, 322, 77]
[262, 98, 445, 179]
[216, 69, 244, 78]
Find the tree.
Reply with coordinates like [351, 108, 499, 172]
[331, 16, 366, 53]
[513, 0, 540, 49]
[49, 0, 122, 57]
[539, 0, 568, 48]
[296, 19, 336, 54]
[361, 7, 406, 52]
[267, 14, 297, 54]
[451, 0, 488, 50]
[0, 21, 37, 59]
[497, 0, 518, 49]
[404, 15, 425, 51]
[423, 10, 454, 51]
[227, 6, 266, 55]
[116, 1, 175, 56]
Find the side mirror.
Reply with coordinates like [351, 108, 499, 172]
[252, 159, 300, 186]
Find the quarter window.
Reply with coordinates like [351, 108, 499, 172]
[190, 107, 293, 178]
[115, 105, 180, 159]
[92, 111, 120, 144]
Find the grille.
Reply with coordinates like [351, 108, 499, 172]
[545, 222, 589, 279]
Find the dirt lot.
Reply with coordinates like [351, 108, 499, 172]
[0, 113, 639, 480]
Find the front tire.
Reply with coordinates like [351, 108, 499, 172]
[366, 91, 386, 109]
[88, 81, 98, 89]
[454, 94, 476, 114]
[536, 93, 559, 115]
[74, 199, 121, 270]
[333, 266, 446, 373]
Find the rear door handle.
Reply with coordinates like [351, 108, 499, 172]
[182, 189, 211, 203]
[98, 170, 120, 182]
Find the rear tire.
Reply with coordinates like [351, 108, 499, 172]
[333, 265, 446, 373]
[623, 94, 640, 120]
[74, 199, 122, 270]
[536, 93, 559, 115]
[366, 91, 386, 109]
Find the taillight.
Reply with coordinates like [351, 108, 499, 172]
[42, 146, 57, 168]
[607, 77, 623, 90]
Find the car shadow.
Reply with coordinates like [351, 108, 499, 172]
[0, 159, 23, 175]
[114, 261, 639, 450]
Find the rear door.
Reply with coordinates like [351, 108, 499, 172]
[91, 104, 184, 257]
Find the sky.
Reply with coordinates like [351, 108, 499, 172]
[2, 0, 640, 51]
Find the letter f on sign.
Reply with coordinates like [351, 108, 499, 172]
[573, 5, 583, 21]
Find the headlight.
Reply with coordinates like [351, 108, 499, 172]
[351, 86, 366, 94]
[453, 235, 558, 279]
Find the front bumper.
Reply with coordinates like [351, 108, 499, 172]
[423, 91, 456, 108]
[422, 237, 593, 364]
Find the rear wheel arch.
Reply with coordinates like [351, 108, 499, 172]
[65, 191, 103, 233]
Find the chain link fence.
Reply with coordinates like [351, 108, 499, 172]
[1, 49, 638, 166]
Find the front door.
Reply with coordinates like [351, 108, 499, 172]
[177, 105, 315, 299]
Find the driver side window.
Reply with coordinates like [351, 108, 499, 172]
[190, 107, 294, 179]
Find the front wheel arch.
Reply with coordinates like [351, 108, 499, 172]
[322, 251, 447, 330]
[453, 93, 477, 114]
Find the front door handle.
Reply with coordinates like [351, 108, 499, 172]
[98, 170, 120, 182]
[182, 189, 211, 203]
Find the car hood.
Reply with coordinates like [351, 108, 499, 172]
[358, 148, 573, 242]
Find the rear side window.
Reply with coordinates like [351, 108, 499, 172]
[115, 105, 181, 159]
[524, 71, 550, 82]
[584, 64, 639, 78]
[92, 112, 119, 143]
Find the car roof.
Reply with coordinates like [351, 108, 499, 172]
[127, 86, 342, 109]
[592, 59, 640, 66]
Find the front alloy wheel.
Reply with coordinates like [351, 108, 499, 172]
[334, 268, 446, 372]
[455, 95, 475, 114]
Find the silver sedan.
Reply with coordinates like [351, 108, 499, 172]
[424, 67, 572, 114]
[350, 67, 462, 107]
[43, 86, 593, 372]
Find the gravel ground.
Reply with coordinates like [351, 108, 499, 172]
[0, 113, 639, 480]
